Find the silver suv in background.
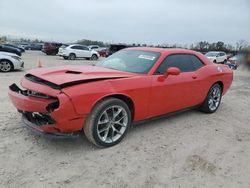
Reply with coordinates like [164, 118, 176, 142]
[205, 51, 227, 64]
[58, 44, 99, 60]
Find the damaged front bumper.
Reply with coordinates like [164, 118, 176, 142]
[8, 83, 86, 138]
[21, 114, 79, 138]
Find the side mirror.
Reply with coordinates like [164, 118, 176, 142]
[164, 67, 181, 77]
[157, 67, 181, 82]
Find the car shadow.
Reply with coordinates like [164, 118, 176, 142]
[28, 108, 204, 152]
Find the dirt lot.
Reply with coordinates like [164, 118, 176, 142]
[0, 51, 250, 188]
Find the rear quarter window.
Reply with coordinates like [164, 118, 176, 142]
[189, 55, 204, 70]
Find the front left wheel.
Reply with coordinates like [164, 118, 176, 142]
[84, 98, 131, 147]
[0, 60, 13, 72]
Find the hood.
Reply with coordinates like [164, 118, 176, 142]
[0, 51, 19, 57]
[26, 65, 136, 88]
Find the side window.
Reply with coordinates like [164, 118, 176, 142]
[156, 54, 194, 74]
[189, 55, 204, 70]
[82, 46, 89, 51]
[71, 45, 80, 49]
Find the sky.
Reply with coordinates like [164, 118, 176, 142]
[0, 0, 249, 45]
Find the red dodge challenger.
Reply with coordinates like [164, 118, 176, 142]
[9, 47, 233, 147]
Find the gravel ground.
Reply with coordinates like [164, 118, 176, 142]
[0, 51, 250, 188]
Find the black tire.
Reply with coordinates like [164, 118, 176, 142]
[213, 60, 217, 64]
[199, 84, 222, 113]
[0, 60, 13, 72]
[223, 59, 227, 64]
[63, 56, 69, 60]
[90, 54, 98, 61]
[69, 53, 76, 60]
[84, 98, 131, 148]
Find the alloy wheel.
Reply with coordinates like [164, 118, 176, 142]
[208, 86, 221, 111]
[97, 105, 128, 144]
[0, 61, 12, 72]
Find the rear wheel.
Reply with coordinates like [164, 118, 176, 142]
[223, 59, 227, 64]
[0, 60, 13, 72]
[200, 84, 222, 113]
[84, 98, 131, 147]
[69, 53, 76, 60]
[63, 56, 69, 60]
[90, 54, 98, 61]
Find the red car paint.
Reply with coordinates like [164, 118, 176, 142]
[8, 48, 233, 135]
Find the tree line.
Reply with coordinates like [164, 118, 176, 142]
[1, 36, 249, 53]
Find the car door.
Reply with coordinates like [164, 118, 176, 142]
[81, 46, 92, 58]
[221, 52, 227, 63]
[70, 45, 82, 57]
[148, 54, 204, 117]
[218, 53, 224, 63]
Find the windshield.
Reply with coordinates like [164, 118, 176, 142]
[205, 52, 219, 57]
[96, 50, 160, 74]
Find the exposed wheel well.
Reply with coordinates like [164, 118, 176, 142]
[214, 81, 224, 92]
[97, 94, 135, 120]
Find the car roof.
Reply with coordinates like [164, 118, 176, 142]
[125, 47, 199, 55]
[70, 44, 87, 47]
[206, 51, 224, 53]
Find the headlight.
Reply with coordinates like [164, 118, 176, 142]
[11, 56, 21, 61]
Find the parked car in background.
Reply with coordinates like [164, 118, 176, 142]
[3, 44, 25, 53]
[228, 54, 246, 67]
[226, 53, 234, 60]
[20, 43, 29, 49]
[96, 47, 108, 57]
[58, 44, 69, 56]
[8, 48, 233, 147]
[88, 45, 100, 50]
[205, 51, 227, 64]
[106, 44, 128, 57]
[0, 45, 22, 56]
[58, 44, 99, 60]
[0, 52, 24, 72]
[42, 42, 64, 55]
[25, 43, 43, 50]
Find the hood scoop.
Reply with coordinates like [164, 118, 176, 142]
[65, 70, 81, 74]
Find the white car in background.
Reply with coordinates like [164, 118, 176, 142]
[0, 52, 24, 72]
[205, 51, 227, 64]
[58, 44, 99, 60]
